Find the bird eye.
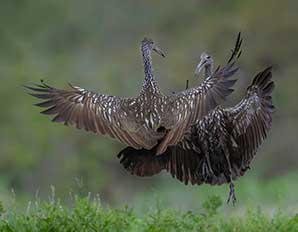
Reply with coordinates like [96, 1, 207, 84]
[206, 55, 211, 59]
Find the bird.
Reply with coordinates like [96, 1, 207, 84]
[183, 33, 242, 91]
[195, 52, 214, 79]
[118, 66, 274, 204]
[26, 37, 239, 155]
[195, 32, 242, 80]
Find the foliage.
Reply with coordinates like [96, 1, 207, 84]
[0, 0, 297, 210]
[0, 195, 297, 232]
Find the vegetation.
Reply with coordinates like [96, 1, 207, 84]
[0, 1, 297, 230]
[0, 195, 297, 232]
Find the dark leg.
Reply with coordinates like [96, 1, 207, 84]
[198, 140, 216, 183]
[227, 182, 236, 205]
[205, 152, 215, 176]
[201, 161, 208, 181]
[223, 146, 236, 205]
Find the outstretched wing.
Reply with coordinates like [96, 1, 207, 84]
[226, 66, 274, 171]
[25, 81, 150, 149]
[155, 34, 243, 155]
[119, 67, 274, 185]
[156, 60, 239, 154]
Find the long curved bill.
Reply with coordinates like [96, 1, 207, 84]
[194, 59, 206, 78]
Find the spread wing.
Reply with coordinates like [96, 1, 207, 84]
[155, 34, 242, 155]
[118, 67, 274, 185]
[25, 81, 151, 149]
[226, 66, 274, 172]
[156, 60, 239, 154]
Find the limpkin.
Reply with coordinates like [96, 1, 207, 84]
[195, 32, 242, 80]
[182, 33, 242, 92]
[26, 37, 239, 155]
[118, 66, 274, 204]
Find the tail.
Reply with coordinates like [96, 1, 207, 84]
[117, 147, 166, 177]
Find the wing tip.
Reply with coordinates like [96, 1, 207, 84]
[250, 66, 273, 89]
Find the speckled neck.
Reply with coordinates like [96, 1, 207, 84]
[140, 44, 160, 94]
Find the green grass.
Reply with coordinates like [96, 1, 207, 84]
[128, 172, 298, 216]
[0, 194, 297, 232]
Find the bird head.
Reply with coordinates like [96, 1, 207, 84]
[142, 37, 165, 58]
[194, 52, 213, 77]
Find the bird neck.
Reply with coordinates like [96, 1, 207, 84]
[204, 63, 213, 79]
[141, 46, 160, 94]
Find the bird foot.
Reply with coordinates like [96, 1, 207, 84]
[227, 182, 237, 206]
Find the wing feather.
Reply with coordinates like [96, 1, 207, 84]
[226, 66, 274, 169]
[25, 81, 148, 149]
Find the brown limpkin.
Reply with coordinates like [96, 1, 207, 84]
[195, 32, 242, 80]
[118, 66, 274, 204]
[26, 38, 239, 155]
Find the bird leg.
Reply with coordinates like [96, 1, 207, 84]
[201, 161, 208, 180]
[205, 151, 215, 176]
[227, 182, 236, 205]
[222, 145, 236, 205]
[201, 140, 215, 177]
[201, 156, 215, 182]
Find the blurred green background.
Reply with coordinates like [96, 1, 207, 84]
[0, 0, 297, 213]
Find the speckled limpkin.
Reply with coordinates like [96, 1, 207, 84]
[195, 32, 242, 80]
[117, 34, 274, 204]
[118, 66, 274, 204]
[26, 37, 238, 156]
